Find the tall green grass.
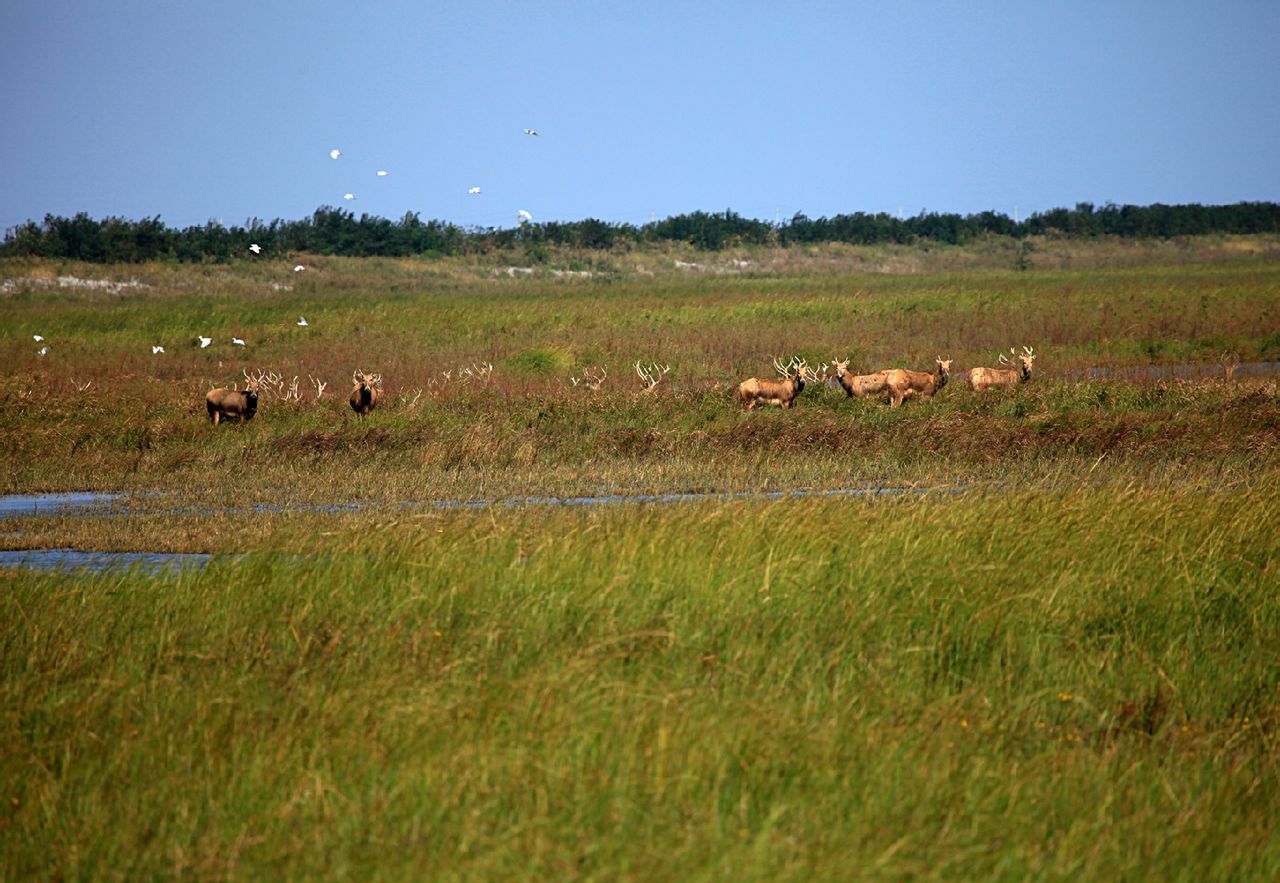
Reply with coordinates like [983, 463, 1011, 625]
[4, 481, 1278, 878]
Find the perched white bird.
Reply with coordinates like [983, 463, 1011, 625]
[249, 243, 261, 254]
[330, 149, 342, 159]
[517, 209, 533, 224]
[297, 316, 309, 327]
[33, 334, 44, 342]
[293, 265, 306, 272]
[344, 193, 355, 200]
[198, 336, 212, 348]
[376, 170, 389, 177]
[232, 337, 246, 346]
[467, 187, 481, 195]
[524, 128, 539, 136]
[152, 345, 165, 354]
[37, 346, 48, 357]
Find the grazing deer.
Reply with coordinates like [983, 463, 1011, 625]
[830, 359, 892, 400]
[884, 357, 952, 408]
[738, 357, 816, 410]
[966, 346, 1035, 392]
[350, 370, 382, 416]
[206, 371, 261, 425]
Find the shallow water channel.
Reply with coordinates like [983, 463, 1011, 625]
[0, 485, 946, 575]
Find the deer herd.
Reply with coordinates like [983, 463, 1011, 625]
[206, 347, 1036, 424]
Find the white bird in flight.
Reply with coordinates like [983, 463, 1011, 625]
[198, 336, 212, 348]
[232, 337, 246, 346]
[33, 334, 44, 342]
[376, 170, 389, 177]
[468, 187, 481, 195]
[517, 209, 533, 224]
[344, 193, 355, 200]
[249, 243, 261, 254]
[524, 128, 539, 136]
[330, 149, 342, 159]
[152, 345, 165, 354]
[294, 265, 305, 272]
[297, 316, 309, 327]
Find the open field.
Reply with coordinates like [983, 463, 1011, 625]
[3, 237, 1280, 878]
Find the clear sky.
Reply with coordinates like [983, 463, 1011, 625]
[2, 1, 1277, 232]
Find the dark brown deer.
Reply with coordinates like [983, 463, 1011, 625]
[206, 371, 261, 425]
[350, 370, 382, 416]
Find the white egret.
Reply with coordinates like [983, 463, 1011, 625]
[152, 345, 165, 354]
[294, 265, 306, 272]
[37, 346, 48, 357]
[517, 209, 533, 224]
[232, 337, 246, 346]
[344, 193, 355, 200]
[330, 149, 342, 159]
[33, 334, 44, 342]
[297, 316, 309, 327]
[376, 170, 389, 177]
[468, 187, 481, 195]
[249, 243, 261, 254]
[198, 336, 212, 348]
[524, 128, 538, 136]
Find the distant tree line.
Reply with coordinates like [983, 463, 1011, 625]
[3, 201, 1278, 263]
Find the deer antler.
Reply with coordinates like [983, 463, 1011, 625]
[309, 374, 327, 400]
[635, 361, 671, 391]
[998, 353, 1011, 366]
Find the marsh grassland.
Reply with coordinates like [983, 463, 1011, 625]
[3, 237, 1280, 879]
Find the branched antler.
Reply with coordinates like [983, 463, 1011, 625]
[634, 360, 671, 392]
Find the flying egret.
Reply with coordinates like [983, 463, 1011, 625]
[249, 243, 261, 254]
[517, 209, 533, 224]
[33, 334, 44, 342]
[297, 316, 309, 327]
[37, 346, 48, 357]
[232, 337, 246, 346]
[198, 336, 212, 348]
[468, 187, 481, 195]
[524, 128, 539, 136]
[344, 193, 355, 200]
[152, 345, 165, 354]
[376, 170, 389, 177]
[294, 265, 306, 272]
[330, 149, 342, 159]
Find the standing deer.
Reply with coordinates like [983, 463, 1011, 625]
[350, 370, 382, 416]
[738, 357, 816, 410]
[966, 346, 1035, 392]
[206, 371, 261, 425]
[884, 357, 952, 408]
[830, 359, 892, 400]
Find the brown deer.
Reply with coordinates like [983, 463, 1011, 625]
[966, 346, 1035, 392]
[884, 357, 952, 408]
[350, 370, 382, 416]
[206, 370, 261, 425]
[738, 357, 816, 410]
[830, 359, 892, 400]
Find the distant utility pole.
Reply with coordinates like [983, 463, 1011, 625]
[1013, 205, 1020, 223]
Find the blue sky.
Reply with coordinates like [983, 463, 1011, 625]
[2, 1, 1277, 232]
